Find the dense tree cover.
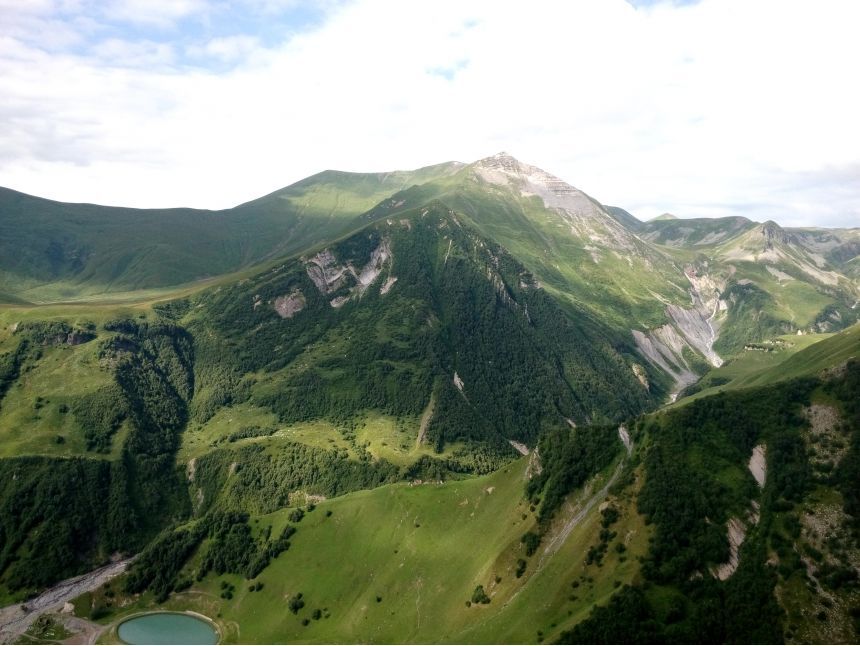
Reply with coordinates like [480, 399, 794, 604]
[562, 374, 843, 643]
[527, 425, 621, 525]
[0, 319, 194, 594]
[124, 523, 205, 602]
[638, 380, 813, 584]
[124, 512, 299, 602]
[559, 586, 661, 644]
[103, 319, 194, 533]
[0, 339, 27, 403]
[221, 425, 277, 443]
[186, 207, 656, 452]
[402, 443, 514, 481]
[72, 385, 128, 452]
[192, 442, 400, 515]
[0, 457, 114, 591]
[13, 320, 95, 346]
[200, 513, 296, 581]
[824, 359, 860, 537]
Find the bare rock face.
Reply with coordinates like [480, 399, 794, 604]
[304, 238, 394, 308]
[633, 263, 728, 398]
[380, 276, 398, 295]
[472, 152, 643, 255]
[632, 363, 649, 389]
[354, 238, 392, 290]
[748, 444, 767, 488]
[306, 249, 350, 294]
[760, 220, 796, 250]
[453, 372, 465, 392]
[274, 289, 306, 319]
[632, 326, 699, 399]
[712, 501, 761, 581]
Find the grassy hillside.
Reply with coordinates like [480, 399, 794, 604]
[182, 201, 659, 453]
[74, 356, 860, 644]
[87, 444, 649, 645]
[563, 360, 860, 644]
[639, 216, 754, 247]
[355, 158, 691, 331]
[0, 163, 461, 302]
[0, 199, 660, 606]
[1, 155, 858, 644]
[678, 323, 860, 403]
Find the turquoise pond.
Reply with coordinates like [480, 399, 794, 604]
[117, 612, 218, 645]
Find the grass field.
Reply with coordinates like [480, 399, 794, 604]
[87, 453, 647, 645]
[0, 340, 121, 459]
[673, 327, 860, 405]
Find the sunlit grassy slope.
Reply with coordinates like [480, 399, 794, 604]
[0, 163, 462, 302]
[676, 323, 860, 404]
[93, 455, 648, 645]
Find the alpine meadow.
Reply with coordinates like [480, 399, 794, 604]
[0, 151, 857, 645]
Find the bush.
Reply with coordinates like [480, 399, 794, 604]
[521, 532, 541, 557]
[289, 593, 305, 614]
[515, 559, 527, 578]
[471, 585, 491, 605]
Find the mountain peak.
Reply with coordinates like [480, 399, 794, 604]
[471, 153, 583, 200]
[760, 220, 794, 248]
[474, 151, 526, 173]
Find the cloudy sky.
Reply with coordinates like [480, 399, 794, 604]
[1, 0, 858, 227]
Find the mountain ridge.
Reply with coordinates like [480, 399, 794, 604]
[0, 154, 858, 644]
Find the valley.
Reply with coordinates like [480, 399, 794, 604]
[0, 154, 857, 644]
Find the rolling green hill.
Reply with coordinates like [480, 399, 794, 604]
[0, 199, 660, 604]
[0, 163, 462, 302]
[0, 154, 858, 644]
[677, 323, 860, 403]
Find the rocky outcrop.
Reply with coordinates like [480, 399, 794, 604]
[633, 264, 727, 397]
[631, 363, 649, 389]
[453, 372, 465, 392]
[473, 152, 644, 256]
[509, 440, 529, 456]
[712, 501, 761, 581]
[354, 238, 391, 290]
[749, 444, 766, 488]
[632, 326, 698, 398]
[760, 220, 796, 250]
[304, 238, 393, 308]
[273, 289, 306, 319]
[306, 249, 350, 294]
[380, 276, 397, 295]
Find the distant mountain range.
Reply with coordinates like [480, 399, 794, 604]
[4, 152, 856, 395]
[0, 154, 857, 644]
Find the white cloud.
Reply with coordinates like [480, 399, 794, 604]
[0, 0, 858, 228]
[102, 0, 209, 28]
[185, 35, 261, 62]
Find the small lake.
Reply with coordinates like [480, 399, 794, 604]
[118, 612, 218, 645]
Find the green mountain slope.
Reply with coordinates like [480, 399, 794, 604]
[0, 155, 858, 644]
[2, 153, 856, 398]
[639, 215, 755, 247]
[64, 331, 860, 645]
[350, 154, 858, 397]
[678, 323, 860, 403]
[0, 163, 462, 302]
[184, 201, 657, 446]
[0, 200, 659, 605]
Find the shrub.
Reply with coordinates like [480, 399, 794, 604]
[471, 585, 491, 604]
